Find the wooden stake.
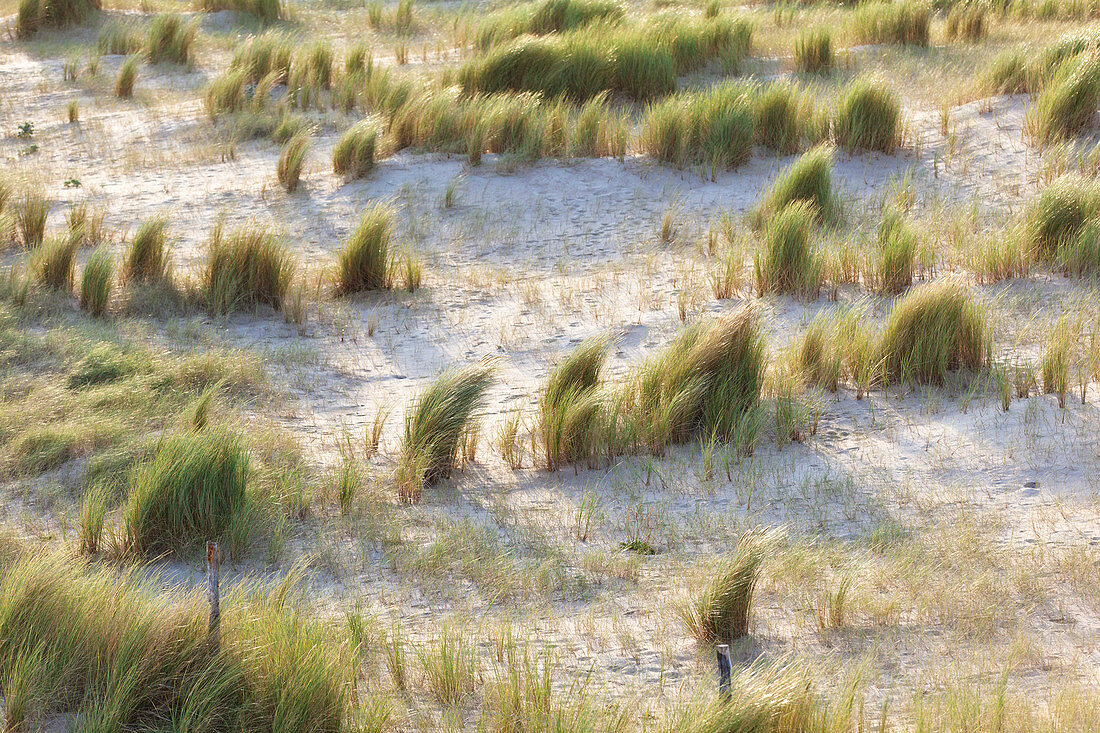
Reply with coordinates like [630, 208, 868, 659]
[716, 643, 731, 699]
[206, 541, 220, 652]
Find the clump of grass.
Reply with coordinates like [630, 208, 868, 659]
[115, 54, 139, 98]
[639, 82, 753, 169]
[123, 428, 250, 556]
[79, 246, 114, 317]
[1041, 317, 1076, 407]
[15, 191, 48, 248]
[794, 28, 832, 74]
[203, 222, 296, 315]
[32, 236, 78, 291]
[204, 68, 249, 115]
[17, 0, 100, 37]
[753, 202, 822, 299]
[1020, 174, 1100, 260]
[833, 79, 901, 153]
[79, 484, 109, 554]
[1025, 54, 1100, 147]
[538, 336, 611, 471]
[755, 144, 838, 224]
[476, 0, 624, 49]
[230, 30, 293, 84]
[123, 215, 172, 284]
[981, 49, 1029, 95]
[98, 21, 141, 55]
[627, 308, 766, 449]
[869, 206, 918, 294]
[335, 203, 395, 294]
[850, 1, 930, 46]
[751, 83, 822, 155]
[198, 0, 282, 22]
[277, 130, 310, 193]
[944, 3, 985, 43]
[396, 362, 496, 502]
[332, 121, 379, 179]
[878, 280, 990, 384]
[794, 313, 841, 392]
[1058, 220, 1100, 275]
[681, 529, 773, 645]
[0, 554, 351, 732]
[145, 14, 196, 65]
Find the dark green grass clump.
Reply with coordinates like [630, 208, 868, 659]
[32, 236, 78, 291]
[396, 362, 496, 502]
[833, 79, 900, 153]
[879, 280, 990, 384]
[202, 222, 296, 315]
[639, 82, 753, 169]
[752, 83, 825, 155]
[16, 0, 100, 37]
[0, 554, 350, 733]
[476, 0, 625, 49]
[335, 203, 395, 293]
[628, 307, 766, 449]
[538, 336, 611, 470]
[122, 428, 250, 556]
[753, 202, 822, 299]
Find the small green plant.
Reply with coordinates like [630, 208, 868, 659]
[16, 122, 34, 138]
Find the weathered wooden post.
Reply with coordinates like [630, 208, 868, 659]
[206, 541, 221, 652]
[716, 644, 731, 699]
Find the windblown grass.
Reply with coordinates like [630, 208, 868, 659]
[277, 130, 310, 193]
[879, 280, 990, 384]
[833, 79, 900, 153]
[1020, 174, 1100, 260]
[123, 216, 172, 284]
[198, 0, 282, 22]
[335, 203, 395, 294]
[639, 82, 753, 169]
[32, 236, 78, 291]
[0, 553, 350, 732]
[538, 336, 611, 470]
[755, 144, 837, 224]
[794, 28, 832, 74]
[753, 202, 822, 298]
[944, 3, 985, 42]
[145, 14, 196, 65]
[79, 246, 114, 318]
[332, 121, 379, 178]
[869, 206, 918, 294]
[202, 222, 296, 315]
[1025, 54, 1100, 147]
[475, 0, 625, 49]
[14, 191, 48, 248]
[16, 0, 100, 37]
[626, 307, 766, 450]
[850, 1, 930, 46]
[115, 55, 139, 98]
[122, 428, 251, 556]
[681, 528, 773, 645]
[396, 362, 496, 502]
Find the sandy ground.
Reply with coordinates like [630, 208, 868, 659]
[3, 24, 1100, 723]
